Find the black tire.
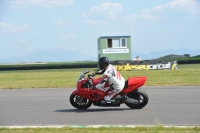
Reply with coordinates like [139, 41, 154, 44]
[69, 94, 92, 109]
[125, 89, 149, 109]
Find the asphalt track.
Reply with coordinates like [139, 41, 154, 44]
[0, 86, 200, 126]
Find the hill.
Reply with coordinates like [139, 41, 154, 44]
[0, 48, 199, 64]
[158, 54, 200, 61]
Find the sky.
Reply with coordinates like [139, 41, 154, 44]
[0, 0, 200, 62]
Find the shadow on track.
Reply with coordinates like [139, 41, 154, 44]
[55, 108, 132, 113]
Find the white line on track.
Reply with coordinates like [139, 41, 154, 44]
[0, 125, 199, 129]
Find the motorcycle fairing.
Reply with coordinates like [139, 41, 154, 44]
[75, 74, 146, 102]
[121, 76, 146, 94]
[74, 84, 107, 101]
[92, 77, 102, 86]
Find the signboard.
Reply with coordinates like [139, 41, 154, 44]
[110, 60, 178, 71]
[103, 48, 129, 54]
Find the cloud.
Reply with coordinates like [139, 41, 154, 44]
[57, 20, 69, 25]
[87, 2, 123, 20]
[130, 0, 200, 20]
[62, 33, 76, 39]
[18, 40, 30, 45]
[152, 0, 200, 14]
[5, 0, 73, 7]
[0, 22, 30, 32]
[80, 12, 87, 17]
[85, 19, 108, 25]
[125, 13, 160, 20]
[123, 0, 200, 28]
[0, 21, 12, 29]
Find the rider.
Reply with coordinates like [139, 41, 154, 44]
[92, 57, 125, 103]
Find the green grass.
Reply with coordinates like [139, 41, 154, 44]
[0, 64, 200, 89]
[0, 126, 200, 133]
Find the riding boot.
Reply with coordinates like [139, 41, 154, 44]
[104, 90, 117, 103]
[104, 95, 112, 103]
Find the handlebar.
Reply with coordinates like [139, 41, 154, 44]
[88, 73, 95, 79]
[84, 70, 90, 74]
[87, 73, 96, 88]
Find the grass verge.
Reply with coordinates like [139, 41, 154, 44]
[0, 126, 200, 133]
[0, 64, 200, 89]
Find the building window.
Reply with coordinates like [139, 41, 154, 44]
[107, 38, 127, 48]
[113, 39, 120, 48]
[121, 38, 126, 47]
[107, 39, 112, 48]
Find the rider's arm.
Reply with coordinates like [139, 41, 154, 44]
[92, 69, 105, 76]
[95, 74, 109, 89]
[95, 69, 105, 75]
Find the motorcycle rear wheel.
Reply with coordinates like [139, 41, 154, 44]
[125, 89, 149, 109]
[70, 94, 92, 109]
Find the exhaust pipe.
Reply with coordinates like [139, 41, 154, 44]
[100, 100, 107, 105]
[124, 96, 139, 104]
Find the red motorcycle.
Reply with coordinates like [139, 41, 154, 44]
[70, 70, 149, 109]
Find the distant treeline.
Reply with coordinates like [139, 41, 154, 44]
[160, 55, 200, 62]
[0, 62, 98, 71]
[0, 59, 199, 71]
[177, 60, 200, 64]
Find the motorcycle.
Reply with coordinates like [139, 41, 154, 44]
[70, 70, 149, 109]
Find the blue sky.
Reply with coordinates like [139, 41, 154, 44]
[0, 0, 200, 62]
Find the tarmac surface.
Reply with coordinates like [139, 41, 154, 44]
[0, 86, 200, 126]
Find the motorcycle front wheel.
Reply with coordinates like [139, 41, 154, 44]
[125, 89, 149, 109]
[70, 94, 92, 109]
